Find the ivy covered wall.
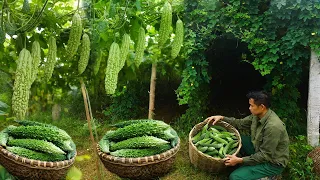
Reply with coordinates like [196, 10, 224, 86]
[177, 0, 320, 135]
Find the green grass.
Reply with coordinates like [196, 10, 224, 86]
[1, 112, 318, 180]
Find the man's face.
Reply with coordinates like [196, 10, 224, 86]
[248, 98, 264, 116]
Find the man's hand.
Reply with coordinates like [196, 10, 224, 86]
[223, 154, 243, 166]
[204, 115, 224, 125]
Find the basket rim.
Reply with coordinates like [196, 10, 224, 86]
[188, 120, 242, 161]
[0, 145, 76, 170]
[97, 138, 180, 166]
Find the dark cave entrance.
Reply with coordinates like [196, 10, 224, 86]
[154, 37, 309, 122]
[206, 38, 267, 117]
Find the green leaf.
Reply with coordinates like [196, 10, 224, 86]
[0, 101, 8, 109]
[109, 0, 117, 18]
[22, 0, 30, 13]
[0, 110, 8, 116]
[66, 166, 82, 180]
[0, 165, 16, 180]
[271, 0, 287, 9]
[130, 19, 141, 46]
[135, 0, 141, 11]
[0, 28, 5, 44]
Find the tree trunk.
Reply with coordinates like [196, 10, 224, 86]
[307, 50, 320, 147]
[52, 104, 61, 121]
[148, 63, 157, 119]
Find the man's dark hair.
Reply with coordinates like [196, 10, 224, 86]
[246, 91, 271, 108]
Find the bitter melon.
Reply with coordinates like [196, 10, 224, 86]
[105, 42, 120, 94]
[171, 19, 184, 59]
[134, 27, 145, 67]
[31, 41, 41, 84]
[43, 36, 57, 82]
[7, 146, 66, 162]
[8, 139, 65, 154]
[105, 121, 172, 141]
[12, 49, 32, 119]
[14, 120, 57, 129]
[110, 144, 172, 158]
[110, 119, 167, 128]
[110, 136, 169, 151]
[78, 33, 91, 75]
[66, 13, 82, 60]
[119, 33, 130, 71]
[158, 2, 172, 47]
[7, 125, 71, 143]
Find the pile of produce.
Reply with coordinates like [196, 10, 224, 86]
[0, 120, 76, 162]
[192, 123, 239, 159]
[99, 119, 179, 158]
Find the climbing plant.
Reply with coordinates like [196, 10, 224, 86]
[179, 0, 320, 135]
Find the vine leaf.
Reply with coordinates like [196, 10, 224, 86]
[272, 0, 287, 9]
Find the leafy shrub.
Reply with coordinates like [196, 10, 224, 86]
[284, 135, 318, 180]
[103, 82, 148, 123]
[61, 88, 85, 119]
[0, 71, 12, 107]
[82, 118, 101, 136]
[173, 85, 209, 135]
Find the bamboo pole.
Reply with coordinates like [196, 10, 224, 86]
[80, 78, 102, 179]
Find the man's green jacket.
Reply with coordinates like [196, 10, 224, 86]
[223, 109, 289, 167]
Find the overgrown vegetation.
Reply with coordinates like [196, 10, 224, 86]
[102, 81, 149, 122]
[1, 0, 319, 179]
[285, 136, 319, 180]
[178, 0, 320, 136]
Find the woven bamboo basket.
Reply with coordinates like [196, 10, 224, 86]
[97, 138, 180, 180]
[308, 146, 320, 176]
[189, 120, 242, 173]
[0, 145, 76, 180]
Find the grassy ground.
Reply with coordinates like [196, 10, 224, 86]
[3, 111, 319, 180]
[73, 137, 230, 180]
[0, 113, 233, 180]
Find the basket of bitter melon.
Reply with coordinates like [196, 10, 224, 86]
[189, 119, 242, 173]
[97, 119, 180, 179]
[0, 120, 76, 180]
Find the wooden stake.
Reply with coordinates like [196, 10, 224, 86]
[80, 78, 102, 179]
[148, 63, 157, 119]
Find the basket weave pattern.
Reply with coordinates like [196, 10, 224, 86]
[0, 145, 75, 180]
[308, 146, 320, 176]
[189, 120, 242, 173]
[97, 139, 180, 179]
